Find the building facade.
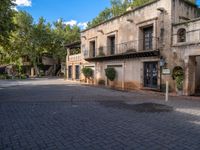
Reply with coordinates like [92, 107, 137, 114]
[67, 0, 200, 96]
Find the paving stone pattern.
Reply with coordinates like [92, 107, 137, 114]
[0, 79, 200, 150]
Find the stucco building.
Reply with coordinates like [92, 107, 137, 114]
[67, 0, 200, 96]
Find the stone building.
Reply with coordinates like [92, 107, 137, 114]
[67, 0, 200, 96]
[66, 41, 84, 81]
[172, 18, 200, 95]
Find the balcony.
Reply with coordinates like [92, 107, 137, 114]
[85, 38, 159, 61]
[69, 54, 82, 62]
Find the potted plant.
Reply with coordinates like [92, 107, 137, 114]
[82, 67, 93, 83]
[175, 75, 184, 95]
[105, 67, 116, 87]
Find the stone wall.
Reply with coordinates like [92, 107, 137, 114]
[80, 0, 200, 94]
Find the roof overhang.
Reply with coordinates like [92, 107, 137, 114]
[85, 50, 160, 62]
[65, 41, 81, 49]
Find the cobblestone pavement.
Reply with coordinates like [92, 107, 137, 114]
[0, 79, 200, 150]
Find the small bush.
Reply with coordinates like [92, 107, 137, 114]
[82, 67, 93, 79]
[172, 66, 184, 91]
[20, 74, 28, 79]
[0, 74, 7, 79]
[175, 75, 184, 90]
[105, 68, 116, 81]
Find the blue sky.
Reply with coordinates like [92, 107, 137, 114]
[15, 0, 200, 29]
[15, 0, 111, 29]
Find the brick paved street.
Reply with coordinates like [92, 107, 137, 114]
[0, 78, 200, 150]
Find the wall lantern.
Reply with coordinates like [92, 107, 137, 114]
[160, 56, 166, 67]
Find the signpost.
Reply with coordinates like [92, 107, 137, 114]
[162, 68, 171, 102]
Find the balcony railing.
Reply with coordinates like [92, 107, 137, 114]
[69, 54, 82, 62]
[85, 37, 159, 58]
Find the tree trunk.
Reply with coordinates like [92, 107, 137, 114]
[33, 63, 40, 77]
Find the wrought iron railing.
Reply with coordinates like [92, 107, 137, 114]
[86, 37, 159, 58]
[69, 54, 82, 61]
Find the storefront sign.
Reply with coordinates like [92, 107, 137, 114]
[162, 69, 171, 75]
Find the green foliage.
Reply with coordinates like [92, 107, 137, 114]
[0, 73, 7, 79]
[131, 0, 153, 7]
[175, 75, 184, 91]
[87, 8, 112, 28]
[87, 0, 156, 28]
[20, 74, 28, 79]
[50, 19, 80, 61]
[105, 68, 116, 81]
[172, 66, 184, 90]
[0, 0, 15, 47]
[172, 66, 184, 80]
[82, 67, 93, 79]
[0, 10, 80, 76]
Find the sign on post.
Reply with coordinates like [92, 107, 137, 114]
[162, 68, 171, 102]
[162, 69, 171, 75]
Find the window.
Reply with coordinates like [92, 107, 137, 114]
[89, 41, 96, 57]
[177, 28, 186, 43]
[107, 35, 116, 55]
[143, 26, 153, 50]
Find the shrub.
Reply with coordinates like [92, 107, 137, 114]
[105, 68, 116, 81]
[20, 74, 27, 80]
[175, 75, 184, 90]
[172, 66, 184, 80]
[172, 66, 184, 90]
[82, 67, 93, 79]
[0, 74, 7, 79]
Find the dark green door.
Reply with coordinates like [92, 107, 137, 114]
[144, 62, 158, 88]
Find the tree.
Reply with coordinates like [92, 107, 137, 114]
[9, 11, 44, 75]
[0, 0, 15, 47]
[87, 8, 112, 28]
[131, 0, 153, 7]
[87, 0, 158, 28]
[2, 10, 81, 76]
[87, 0, 131, 28]
[49, 19, 80, 62]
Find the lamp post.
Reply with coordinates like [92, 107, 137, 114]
[160, 56, 166, 91]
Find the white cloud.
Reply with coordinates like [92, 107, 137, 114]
[64, 20, 88, 29]
[77, 22, 88, 30]
[64, 20, 78, 26]
[15, 0, 32, 7]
